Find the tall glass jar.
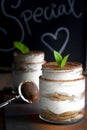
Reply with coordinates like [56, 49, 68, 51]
[39, 62, 85, 124]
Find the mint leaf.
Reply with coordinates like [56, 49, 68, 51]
[61, 54, 70, 67]
[13, 41, 30, 54]
[53, 51, 70, 68]
[54, 51, 62, 66]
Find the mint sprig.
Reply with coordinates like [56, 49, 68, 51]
[54, 51, 69, 68]
[13, 41, 30, 54]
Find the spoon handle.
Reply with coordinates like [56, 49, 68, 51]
[0, 95, 20, 108]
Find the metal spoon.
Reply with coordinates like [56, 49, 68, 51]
[0, 81, 39, 108]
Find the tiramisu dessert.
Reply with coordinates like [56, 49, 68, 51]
[39, 62, 85, 124]
[12, 50, 45, 91]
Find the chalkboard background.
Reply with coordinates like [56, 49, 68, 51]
[0, 0, 87, 69]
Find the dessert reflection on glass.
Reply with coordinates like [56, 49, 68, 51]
[39, 62, 85, 124]
[12, 50, 45, 91]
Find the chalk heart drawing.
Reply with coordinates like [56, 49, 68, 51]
[41, 27, 70, 54]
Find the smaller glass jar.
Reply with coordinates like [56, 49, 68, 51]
[12, 51, 45, 91]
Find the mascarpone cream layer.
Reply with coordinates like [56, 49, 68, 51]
[40, 77, 85, 96]
[40, 97, 85, 114]
[13, 61, 45, 71]
[42, 67, 82, 80]
[42, 62, 83, 80]
[14, 51, 45, 63]
[12, 70, 42, 89]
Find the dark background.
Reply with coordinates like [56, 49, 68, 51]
[0, 0, 87, 69]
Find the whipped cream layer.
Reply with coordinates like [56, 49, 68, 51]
[40, 77, 85, 96]
[13, 61, 45, 71]
[12, 70, 42, 89]
[42, 62, 83, 80]
[40, 97, 85, 114]
[14, 51, 45, 63]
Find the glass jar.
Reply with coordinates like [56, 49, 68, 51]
[39, 62, 85, 124]
[12, 50, 45, 91]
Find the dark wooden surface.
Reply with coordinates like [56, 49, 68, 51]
[0, 91, 6, 130]
[0, 73, 87, 130]
[5, 104, 87, 130]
